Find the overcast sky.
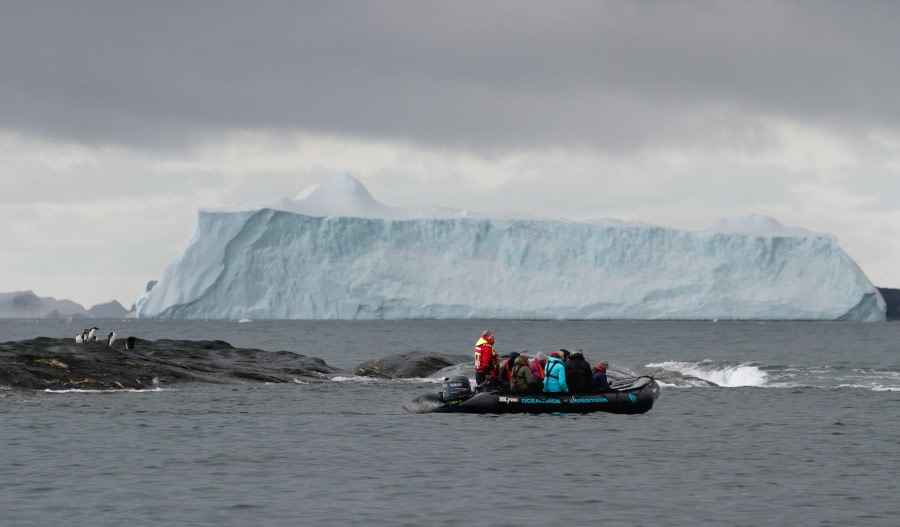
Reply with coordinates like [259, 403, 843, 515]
[2, 1, 899, 308]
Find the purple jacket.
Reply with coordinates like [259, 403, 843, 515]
[530, 360, 544, 380]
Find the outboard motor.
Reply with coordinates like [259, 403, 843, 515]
[442, 375, 473, 405]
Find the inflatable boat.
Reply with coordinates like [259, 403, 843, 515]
[403, 375, 660, 415]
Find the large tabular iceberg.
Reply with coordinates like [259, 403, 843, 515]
[135, 174, 885, 321]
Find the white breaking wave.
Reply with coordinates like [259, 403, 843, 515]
[328, 375, 380, 383]
[648, 360, 768, 387]
[42, 387, 175, 394]
[329, 374, 445, 385]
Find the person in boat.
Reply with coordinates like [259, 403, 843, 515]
[592, 360, 611, 392]
[497, 351, 518, 391]
[530, 351, 546, 382]
[474, 330, 498, 388]
[543, 351, 569, 394]
[510, 352, 540, 393]
[565, 347, 593, 393]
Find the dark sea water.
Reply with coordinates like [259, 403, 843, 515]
[2, 319, 900, 526]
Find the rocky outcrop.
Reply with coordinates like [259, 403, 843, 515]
[354, 352, 470, 379]
[877, 288, 900, 321]
[88, 300, 131, 318]
[0, 338, 342, 390]
[649, 368, 720, 387]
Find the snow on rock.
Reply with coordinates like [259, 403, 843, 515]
[135, 174, 886, 321]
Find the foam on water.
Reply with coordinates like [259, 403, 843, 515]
[401, 395, 445, 414]
[329, 375, 381, 383]
[648, 361, 900, 391]
[648, 360, 768, 387]
[42, 387, 174, 394]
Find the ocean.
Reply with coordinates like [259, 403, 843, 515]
[2, 319, 899, 526]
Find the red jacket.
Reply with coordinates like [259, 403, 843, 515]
[474, 336, 496, 374]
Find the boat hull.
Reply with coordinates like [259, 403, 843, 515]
[404, 376, 660, 415]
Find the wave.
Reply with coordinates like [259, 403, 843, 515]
[647, 360, 767, 387]
[42, 387, 175, 394]
[647, 360, 900, 391]
[328, 374, 443, 385]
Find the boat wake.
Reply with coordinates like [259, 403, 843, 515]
[401, 395, 446, 414]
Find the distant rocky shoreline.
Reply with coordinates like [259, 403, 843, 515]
[0, 338, 472, 391]
[0, 337, 341, 390]
[0, 291, 132, 320]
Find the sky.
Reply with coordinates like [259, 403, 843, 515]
[2, 1, 900, 308]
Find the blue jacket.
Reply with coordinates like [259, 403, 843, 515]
[592, 365, 610, 391]
[542, 356, 569, 394]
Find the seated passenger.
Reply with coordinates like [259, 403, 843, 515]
[498, 352, 519, 392]
[592, 360, 611, 392]
[542, 351, 569, 394]
[565, 347, 593, 393]
[530, 352, 546, 382]
[510, 353, 539, 393]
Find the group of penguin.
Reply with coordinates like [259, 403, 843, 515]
[74, 327, 136, 350]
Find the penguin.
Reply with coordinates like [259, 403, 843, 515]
[125, 336, 136, 351]
[75, 333, 84, 344]
[87, 327, 98, 342]
[81, 328, 90, 342]
[106, 331, 117, 347]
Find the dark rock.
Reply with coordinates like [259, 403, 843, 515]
[0, 337, 343, 390]
[88, 300, 130, 318]
[354, 352, 470, 379]
[878, 288, 900, 321]
[650, 369, 719, 387]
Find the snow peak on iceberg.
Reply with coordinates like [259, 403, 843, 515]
[135, 174, 885, 321]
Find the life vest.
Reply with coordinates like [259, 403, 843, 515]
[545, 360, 561, 380]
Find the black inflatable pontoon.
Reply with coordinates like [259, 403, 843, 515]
[403, 375, 660, 415]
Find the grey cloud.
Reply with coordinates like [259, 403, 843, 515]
[1, 1, 898, 153]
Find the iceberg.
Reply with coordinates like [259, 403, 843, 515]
[135, 174, 886, 321]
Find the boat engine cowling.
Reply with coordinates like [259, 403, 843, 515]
[442, 376, 472, 403]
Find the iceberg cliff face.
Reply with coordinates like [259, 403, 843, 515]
[135, 175, 885, 321]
